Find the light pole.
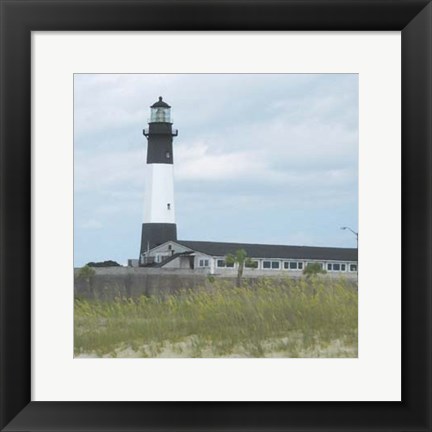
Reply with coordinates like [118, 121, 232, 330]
[340, 226, 358, 249]
[341, 227, 358, 279]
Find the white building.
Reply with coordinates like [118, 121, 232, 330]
[139, 239, 358, 276]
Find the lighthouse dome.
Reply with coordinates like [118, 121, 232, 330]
[151, 96, 171, 108]
[149, 97, 172, 123]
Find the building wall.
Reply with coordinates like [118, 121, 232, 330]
[145, 241, 192, 255]
[144, 241, 192, 265]
[163, 255, 194, 269]
[194, 253, 213, 272]
[211, 256, 357, 276]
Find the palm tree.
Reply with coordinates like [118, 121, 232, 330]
[225, 249, 256, 287]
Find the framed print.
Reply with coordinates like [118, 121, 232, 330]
[1, 0, 431, 431]
[33, 33, 397, 402]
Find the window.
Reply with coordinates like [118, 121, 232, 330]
[217, 259, 226, 267]
[327, 263, 332, 271]
[155, 253, 168, 263]
[199, 259, 209, 267]
[284, 261, 298, 270]
[263, 261, 280, 269]
[151, 105, 171, 123]
[226, 262, 234, 268]
[341, 264, 346, 271]
[245, 260, 258, 268]
[350, 264, 357, 272]
[333, 263, 340, 271]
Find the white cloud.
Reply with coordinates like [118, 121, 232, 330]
[175, 141, 266, 181]
[79, 219, 103, 229]
[74, 74, 181, 138]
[74, 148, 145, 192]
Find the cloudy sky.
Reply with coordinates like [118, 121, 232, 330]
[74, 74, 358, 266]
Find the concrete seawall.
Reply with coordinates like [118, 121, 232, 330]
[75, 268, 211, 300]
[74, 267, 357, 301]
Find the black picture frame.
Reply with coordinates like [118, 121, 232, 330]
[1, 0, 431, 431]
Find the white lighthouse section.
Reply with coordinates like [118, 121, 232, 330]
[143, 164, 175, 224]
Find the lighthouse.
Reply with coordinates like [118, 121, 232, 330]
[140, 97, 178, 263]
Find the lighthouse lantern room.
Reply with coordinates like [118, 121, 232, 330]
[140, 97, 178, 264]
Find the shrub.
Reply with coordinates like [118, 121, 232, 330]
[76, 265, 96, 280]
[86, 260, 121, 267]
[303, 262, 327, 278]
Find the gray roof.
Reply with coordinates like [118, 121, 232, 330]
[177, 240, 357, 261]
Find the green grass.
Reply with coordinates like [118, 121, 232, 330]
[74, 277, 358, 358]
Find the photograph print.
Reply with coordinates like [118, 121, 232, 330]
[74, 73, 358, 358]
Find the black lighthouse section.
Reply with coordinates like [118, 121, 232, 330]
[143, 96, 178, 164]
[144, 123, 177, 164]
[140, 223, 177, 256]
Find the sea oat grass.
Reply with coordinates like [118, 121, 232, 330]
[74, 277, 357, 358]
